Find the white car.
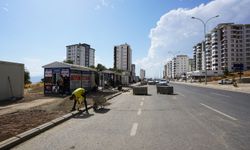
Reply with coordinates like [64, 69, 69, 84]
[218, 79, 233, 84]
[157, 79, 168, 86]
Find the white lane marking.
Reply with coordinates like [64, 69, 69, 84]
[178, 93, 185, 97]
[200, 103, 237, 121]
[130, 123, 138, 136]
[137, 108, 142, 115]
[142, 98, 145, 100]
[140, 102, 144, 106]
[211, 92, 230, 98]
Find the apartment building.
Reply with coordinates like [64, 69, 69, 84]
[140, 69, 145, 80]
[210, 25, 223, 71]
[194, 23, 250, 72]
[189, 58, 194, 71]
[164, 61, 172, 79]
[205, 34, 212, 70]
[66, 43, 95, 67]
[114, 43, 132, 71]
[171, 57, 176, 78]
[131, 64, 136, 82]
[219, 23, 250, 71]
[193, 43, 203, 71]
[175, 55, 189, 77]
[164, 55, 190, 79]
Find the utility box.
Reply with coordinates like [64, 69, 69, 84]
[0, 61, 24, 101]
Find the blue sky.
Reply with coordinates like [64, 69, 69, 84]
[1, 0, 250, 82]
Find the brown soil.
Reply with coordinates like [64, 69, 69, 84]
[0, 88, 117, 142]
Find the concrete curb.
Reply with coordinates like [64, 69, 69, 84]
[0, 92, 122, 150]
[105, 92, 122, 100]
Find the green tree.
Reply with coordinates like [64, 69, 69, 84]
[63, 60, 73, 64]
[24, 70, 31, 84]
[109, 68, 123, 73]
[96, 63, 107, 71]
[223, 68, 229, 77]
[89, 65, 96, 69]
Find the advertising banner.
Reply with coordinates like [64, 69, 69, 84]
[81, 71, 91, 88]
[70, 70, 81, 90]
[45, 69, 52, 77]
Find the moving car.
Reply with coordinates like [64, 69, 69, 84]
[148, 80, 156, 85]
[157, 79, 168, 86]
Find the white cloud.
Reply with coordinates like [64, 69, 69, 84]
[101, 0, 108, 7]
[1, 3, 9, 12]
[135, 0, 250, 78]
[95, 5, 101, 10]
[2, 7, 8, 12]
[95, 0, 111, 10]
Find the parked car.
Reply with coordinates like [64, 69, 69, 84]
[218, 79, 233, 84]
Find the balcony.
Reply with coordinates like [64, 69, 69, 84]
[212, 45, 218, 49]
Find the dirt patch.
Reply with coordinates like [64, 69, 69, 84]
[0, 109, 65, 142]
[0, 90, 118, 142]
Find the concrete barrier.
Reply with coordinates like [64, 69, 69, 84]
[157, 86, 173, 95]
[140, 81, 147, 86]
[133, 86, 148, 95]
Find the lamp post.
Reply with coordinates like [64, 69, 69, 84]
[191, 15, 219, 85]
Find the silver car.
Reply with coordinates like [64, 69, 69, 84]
[218, 79, 233, 84]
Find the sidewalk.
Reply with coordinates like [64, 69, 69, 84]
[173, 81, 250, 94]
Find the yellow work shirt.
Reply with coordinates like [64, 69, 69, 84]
[72, 88, 85, 102]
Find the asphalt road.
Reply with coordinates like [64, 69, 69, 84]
[13, 84, 250, 150]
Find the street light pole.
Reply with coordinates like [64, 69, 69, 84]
[191, 15, 219, 85]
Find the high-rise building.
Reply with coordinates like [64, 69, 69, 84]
[66, 43, 95, 67]
[205, 34, 212, 70]
[164, 55, 190, 79]
[114, 43, 132, 71]
[131, 64, 136, 82]
[164, 60, 172, 79]
[188, 58, 194, 71]
[175, 55, 189, 77]
[204, 23, 250, 71]
[171, 57, 176, 78]
[220, 23, 250, 71]
[140, 69, 145, 80]
[193, 43, 203, 71]
[211, 25, 223, 71]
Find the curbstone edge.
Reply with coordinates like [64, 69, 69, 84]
[0, 137, 21, 150]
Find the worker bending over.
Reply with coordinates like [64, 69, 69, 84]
[69, 88, 89, 114]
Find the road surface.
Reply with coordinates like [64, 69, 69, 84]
[13, 84, 250, 150]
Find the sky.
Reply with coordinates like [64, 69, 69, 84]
[1, 0, 250, 82]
